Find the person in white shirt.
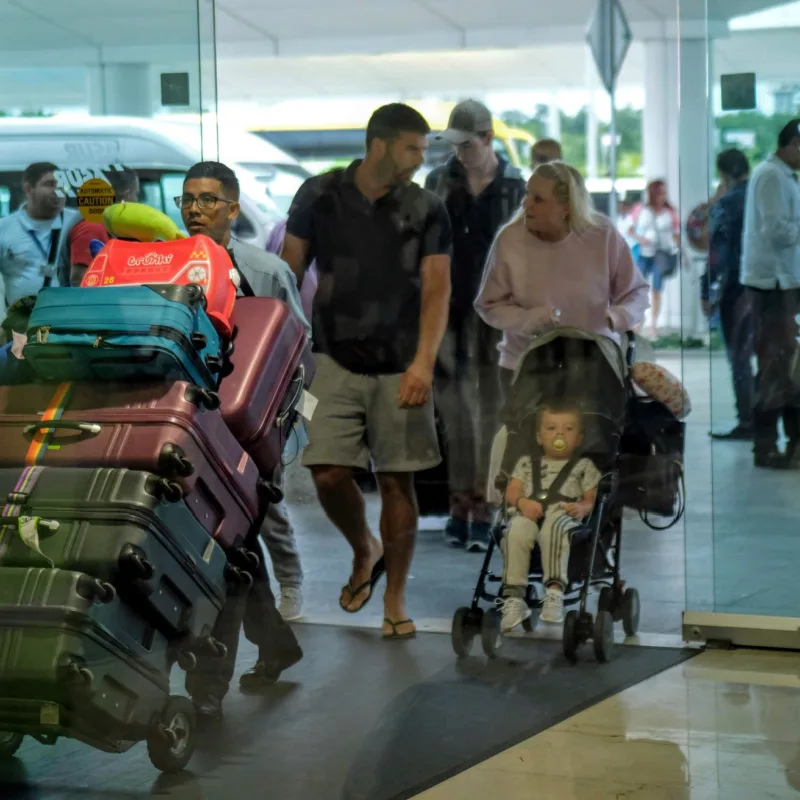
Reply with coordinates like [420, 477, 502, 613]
[741, 118, 800, 469]
[628, 180, 680, 339]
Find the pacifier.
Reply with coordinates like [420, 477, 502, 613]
[552, 435, 567, 452]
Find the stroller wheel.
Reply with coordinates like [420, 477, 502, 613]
[563, 610, 580, 663]
[481, 608, 503, 659]
[451, 607, 478, 659]
[593, 611, 615, 663]
[598, 586, 616, 615]
[621, 588, 641, 637]
[521, 614, 537, 633]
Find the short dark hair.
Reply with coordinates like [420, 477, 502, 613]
[22, 162, 58, 189]
[716, 148, 749, 181]
[365, 103, 430, 149]
[105, 167, 140, 201]
[778, 119, 800, 149]
[184, 161, 240, 200]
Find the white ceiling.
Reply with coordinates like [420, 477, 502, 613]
[0, 0, 796, 109]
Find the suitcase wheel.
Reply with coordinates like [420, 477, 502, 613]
[65, 661, 94, 687]
[204, 355, 222, 374]
[146, 477, 184, 504]
[184, 385, 221, 411]
[159, 443, 195, 478]
[224, 565, 253, 587]
[190, 332, 208, 350]
[201, 637, 228, 659]
[0, 732, 24, 759]
[147, 696, 197, 774]
[76, 575, 117, 605]
[234, 547, 260, 571]
[120, 546, 155, 582]
[185, 284, 207, 309]
[175, 650, 197, 672]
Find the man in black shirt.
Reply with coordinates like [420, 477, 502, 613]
[426, 99, 526, 551]
[281, 104, 452, 640]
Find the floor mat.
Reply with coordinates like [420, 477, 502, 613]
[0, 625, 695, 800]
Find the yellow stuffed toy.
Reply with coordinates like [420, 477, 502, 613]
[102, 202, 186, 243]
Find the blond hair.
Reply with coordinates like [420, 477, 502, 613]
[506, 160, 601, 235]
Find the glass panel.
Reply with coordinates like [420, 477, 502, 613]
[707, 1, 800, 618]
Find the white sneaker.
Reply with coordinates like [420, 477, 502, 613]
[278, 586, 303, 621]
[540, 587, 565, 624]
[500, 596, 532, 632]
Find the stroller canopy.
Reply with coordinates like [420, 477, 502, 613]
[503, 327, 628, 432]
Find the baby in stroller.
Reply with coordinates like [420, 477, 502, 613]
[501, 399, 601, 630]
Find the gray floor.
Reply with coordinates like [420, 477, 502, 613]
[0, 626, 693, 800]
[280, 351, 800, 636]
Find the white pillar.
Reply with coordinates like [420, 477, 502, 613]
[641, 35, 713, 337]
[547, 94, 561, 141]
[586, 60, 599, 179]
[87, 63, 153, 117]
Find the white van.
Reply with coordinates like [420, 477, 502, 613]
[0, 117, 311, 247]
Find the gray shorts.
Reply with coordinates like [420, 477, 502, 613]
[302, 354, 441, 473]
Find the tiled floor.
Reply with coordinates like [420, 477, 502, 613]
[413, 648, 800, 799]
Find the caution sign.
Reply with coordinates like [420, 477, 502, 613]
[77, 178, 115, 223]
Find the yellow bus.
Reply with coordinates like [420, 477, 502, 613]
[248, 99, 532, 179]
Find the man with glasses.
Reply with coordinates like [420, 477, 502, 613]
[177, 161, 306, 718]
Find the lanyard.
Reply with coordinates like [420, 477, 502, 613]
[21, 212, 62, 264]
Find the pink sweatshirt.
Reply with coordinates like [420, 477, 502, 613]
[474, 217, 650, 370]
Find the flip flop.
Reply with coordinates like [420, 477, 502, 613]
[382, 618, 416, 640]
[339, 557, 385, 614]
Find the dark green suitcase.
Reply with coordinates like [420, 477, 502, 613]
[0, 567, 170, 743]
[0, 467, 234, 653]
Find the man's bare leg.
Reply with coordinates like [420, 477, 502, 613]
[311, 465, 383, 611]
[376, 472, 418, 636]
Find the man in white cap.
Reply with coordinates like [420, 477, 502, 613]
[426, 100, 526, 552]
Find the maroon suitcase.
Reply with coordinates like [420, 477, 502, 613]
[219, 297, 315, 477]
[0, 381, 260, 550]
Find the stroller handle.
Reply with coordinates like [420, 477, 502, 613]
[624, 331, 636, 367]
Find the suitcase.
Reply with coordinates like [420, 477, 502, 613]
[0, 380, 260, 551]
[0, 466, 232, 647]
[23, 284, 224, 390]
[0, 567, 171, 743]
[82, 235, 238, 338]
[219, 297, 315, 477]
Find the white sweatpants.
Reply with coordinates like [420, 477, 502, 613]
[501, 505, 580, 591]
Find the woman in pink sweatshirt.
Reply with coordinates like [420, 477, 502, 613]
[474, 161, 650, 394]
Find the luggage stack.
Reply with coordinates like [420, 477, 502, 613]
[0, 235, 314, 773]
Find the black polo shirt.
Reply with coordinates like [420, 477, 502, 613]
[286, 160, 452, 375]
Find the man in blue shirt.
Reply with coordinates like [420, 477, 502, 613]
[0, 162, 79, 316]
[708, 149, 754, 441]
[741, 119, 800, 468]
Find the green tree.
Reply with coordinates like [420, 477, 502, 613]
[715, 111, 794, 166]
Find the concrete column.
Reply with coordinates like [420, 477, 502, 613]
[87, 63, 153, 117]
[642, 35, 713, 337]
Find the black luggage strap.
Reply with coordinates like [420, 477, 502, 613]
[0, 466, 57, 565]
[226, 247, 255, 298]
[42, 227, 61, 289]
[529, 452, 583, 512]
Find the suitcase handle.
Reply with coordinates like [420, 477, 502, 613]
[23, 420, 101, 436]
[276, 364, 306, 429]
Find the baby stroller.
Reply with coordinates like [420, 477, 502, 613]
[450, 328, 684, 664]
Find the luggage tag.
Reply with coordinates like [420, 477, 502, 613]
[17, 516, 58, 567]
[298, 390, 318, 421]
